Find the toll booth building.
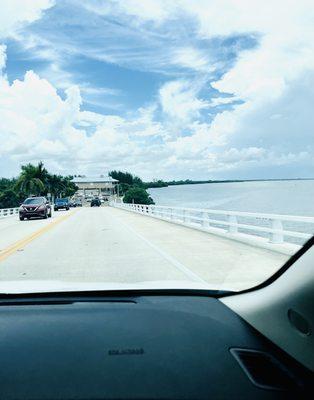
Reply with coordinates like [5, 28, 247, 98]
[72, 176, 119, 200]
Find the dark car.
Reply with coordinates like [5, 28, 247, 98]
[54, 198, 69, 211]
[75, 199, 82, 207]
[91, 197, 101, 207]
[19, 197, 52, 221]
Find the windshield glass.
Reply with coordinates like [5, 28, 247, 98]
[23, 198, 44, 205]
[0, 1, 313, 294]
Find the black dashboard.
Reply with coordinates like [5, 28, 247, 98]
[0, 293, 312, 399]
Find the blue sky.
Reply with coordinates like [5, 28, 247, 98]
[0, 0, 313, 180]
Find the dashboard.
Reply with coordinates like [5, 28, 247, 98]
[0, 293, 312, 399]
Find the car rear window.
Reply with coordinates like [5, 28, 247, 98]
[24, 198, 44, 205]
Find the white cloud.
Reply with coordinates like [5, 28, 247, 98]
[0, 45, 7, 72]
[1, 0, 313, 180]
[0, 0, 54, 38]
[172, 47, 213, 72]
[206, 148, 312, 173]
[159, 79, 209, 126]
[131, 0, 314, 178]
[0, 61, 312, 180]
[0, 69, 82, 156]
[0, 61, 168, 178]
[82, 0, 175, 24]
[210, 96, 238, 107]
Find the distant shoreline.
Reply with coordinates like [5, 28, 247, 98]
[146, 177, 314, 189]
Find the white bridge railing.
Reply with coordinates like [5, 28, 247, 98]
[110, 202, 314, 254]
[0, 208, 19, 218]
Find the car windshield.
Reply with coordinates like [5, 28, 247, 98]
[24, 198, 44, 205]
[0, 1, 313, 295]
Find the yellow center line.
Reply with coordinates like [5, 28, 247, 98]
[0, 210, 78, 263]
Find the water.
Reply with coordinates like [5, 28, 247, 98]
[148, 180, 314, 215]
[148, 180, 314, 244]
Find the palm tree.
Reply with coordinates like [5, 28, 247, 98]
[15, 162, 47, 196]
[14, 162, 78, 199]
[36, 161, 49, 184]
[47, 174, 66, 198]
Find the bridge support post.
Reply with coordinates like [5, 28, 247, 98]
[228, 215, 238, 234]
[271, 219, 284, 243]
[186, 211, 192, 224]
[202, 212, 209, 228]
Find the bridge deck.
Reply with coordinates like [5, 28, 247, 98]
[0, 206, 288, 291]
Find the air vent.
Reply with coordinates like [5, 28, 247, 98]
[230, 348, 299, 391]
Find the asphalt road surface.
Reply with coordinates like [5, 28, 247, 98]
[0, 206, 288, 291]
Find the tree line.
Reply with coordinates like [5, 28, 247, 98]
[0, 162, 78, 208]
[108, 170, 238, 205]
[0, 165, 225, 209]
[108, 171, 251, 205]
[109, 170, 155, 205]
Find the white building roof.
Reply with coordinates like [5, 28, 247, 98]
[72, 176, 118, 183]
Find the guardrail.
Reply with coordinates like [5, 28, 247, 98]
[0, 208, 19, 218]
[110, 202, 314, 254]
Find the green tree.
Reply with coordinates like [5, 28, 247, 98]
[0, 177, 15, 192]
[46, 174, 78, 198]
[46, 174, 66, 197]
[118, 182, 131, 195]
[109, 170, 143, 187]
[60, 176, 78, 197]
[132, 175, 144, 187]
[36, 161, 49, 184]
[109, 170, 145, 196]
[0, 189, 21, 208]
[144, 179, 168, 188]
[123, 187, 154, 205]
[0, 162, 78, 206]
[14, 162, 47, 196]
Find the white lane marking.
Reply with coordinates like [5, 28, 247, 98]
[108, 209, 207, 284]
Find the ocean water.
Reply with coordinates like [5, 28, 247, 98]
[148, 180, 314, 243]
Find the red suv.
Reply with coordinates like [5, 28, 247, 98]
[19, 197, 52, 221]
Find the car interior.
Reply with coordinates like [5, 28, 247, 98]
[0, 238, 313, 400]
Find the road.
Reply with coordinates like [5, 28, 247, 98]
[0, 206, 288, 291]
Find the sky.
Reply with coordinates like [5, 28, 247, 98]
[0, 0, 313, 180]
